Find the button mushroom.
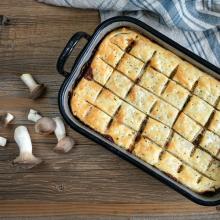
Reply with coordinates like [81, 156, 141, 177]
[53, 117, 75, 153]
[27, 109, 56, 135]
[0, 136, 7, 147]
[20, 73, 46, 99]
[13, 126, 42, 169]
[0, 112, 14, 128]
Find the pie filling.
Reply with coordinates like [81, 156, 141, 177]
[71, 27, 220, 194]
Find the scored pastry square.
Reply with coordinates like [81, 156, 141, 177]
[173, 61, 203, 90]
[95, 89, 122, 116]
[129, 37, 156, 62]
[126, 85, 157, 114]
[71, 93, 92, 121]
[90, 57, 114, 85]
[188, 148, 213, 173]
[105, 71, 133, 98]
[161, 81, 189, 109]
[115, 102, 146, 131]
[117, 53, 145, 81]
[107, 120, 137, 150]
[200, 130, 220, 159]
[73, 78, 102, 104]
[178, 165, 202, 193]
[109, 27, 138, 50]
[150, 47, 181, 77]
[184, 96, 214, 126]
[156, 151, 182, 179]
[194, 75, 220, 106]
[167, 132, 195, 159]
[173, 113, 202, 142]
[96, 41, 124, 67]
[142, 118, 171, 147]
[133, 137, 163, 165]
[196, 177, 216, 193]
[208, 110, 220, 136]
[84, 106, 111, 134]
[206, 160, 220, 182]
[150, 99, 179, 127]
[139, 67, 169, 95]
[217, 101, 220, 110]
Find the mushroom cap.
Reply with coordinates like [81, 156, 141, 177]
[35, 117, 56, 135]
[30, 84, 46, 100]
[54, 136, 75, 153]
[13, 153, 42, 169]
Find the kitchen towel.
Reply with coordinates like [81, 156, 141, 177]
[38, 0, 220, 68]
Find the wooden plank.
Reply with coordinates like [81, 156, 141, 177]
[0, 0, 219, 219]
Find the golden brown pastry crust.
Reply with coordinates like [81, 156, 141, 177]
[142, 118, 171, 147]
[117, 53, 145, 81]
[105, 71, 133, 98]
[150, 100, 179, 127]
[167, 132, 195, 160]
[173, 113, 202, 142]
[73, 78, 102, 104]
[150, 47, 181, 77]
[133, 137, 162, 165]
[115, 102, 146, 131]
[200, 130, 220, 159]
[183, 96, 213, 126]
[84, 106, 111, 134]
[161, 81, 189, 109]
[208, 110, 220, 136]
[173, 61, 203, 90]
[130, 37, 156, 62]
[71, 27, 220, 193]
[139, 67, 168, 95]
[194, 75, 220, 105]
[95, 89, 122, 116]
[126, 85, 157, 114]
[91, 57, 114, 85]
[107, 120, 137, 150]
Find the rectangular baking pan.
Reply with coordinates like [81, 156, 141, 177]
[56, 16, 220, 206]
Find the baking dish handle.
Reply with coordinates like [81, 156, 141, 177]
[57, 32, 91, 77]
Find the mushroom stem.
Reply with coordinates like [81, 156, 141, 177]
[20, 73, 46, 99]
[53, 117, 75, 153]
[0, 112, 14, 127]
[0, 137, 7, 147]
[21, 73, 38, 91]
[53, 117, 66, 141]
[28, 109, 42, 122]
[13, 126, 42, 169]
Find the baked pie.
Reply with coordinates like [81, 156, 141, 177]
[71, 27, 220, 193]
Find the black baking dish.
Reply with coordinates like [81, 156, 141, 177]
[56, 16, 220, 206]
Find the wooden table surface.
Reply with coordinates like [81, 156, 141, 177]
[0, 1, 219, 219]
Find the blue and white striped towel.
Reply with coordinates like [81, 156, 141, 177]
[38, 0, 220, 68]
